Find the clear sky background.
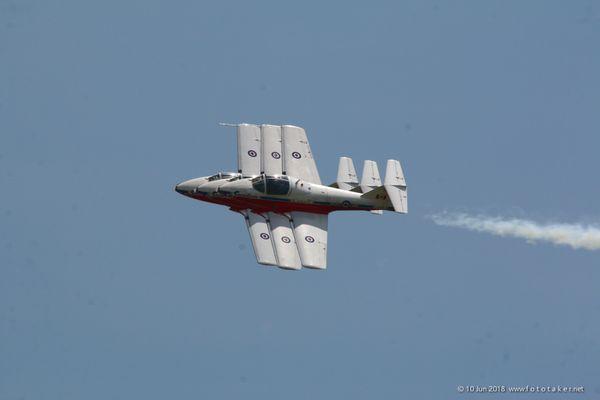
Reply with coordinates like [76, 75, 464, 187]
[2, 1, 600, 399]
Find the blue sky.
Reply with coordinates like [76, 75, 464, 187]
[2, 1, 600, 398]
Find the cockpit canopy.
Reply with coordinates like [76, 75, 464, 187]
[251, 175, 291, 195]
[207, 172, 241, 182]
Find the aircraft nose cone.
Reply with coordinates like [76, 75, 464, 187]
[175, 178, 208, 196]
[174, 180, 196, 195]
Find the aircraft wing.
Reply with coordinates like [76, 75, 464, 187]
[234, 123, 320, 183]
[237, 124, 261, 176]
[260, 125, 284, 176]
[282, 125, 321, 184]
[241, 210, 302, 270]
[266, 212, 302, 270]
[290, 211, 328, 269]
[240, 210, 327, 270]
[241, 210, 277, 266]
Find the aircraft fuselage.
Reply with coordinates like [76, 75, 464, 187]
[175, 174, 393, 215]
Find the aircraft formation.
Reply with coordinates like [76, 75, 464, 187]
[175, 124, 407, 270]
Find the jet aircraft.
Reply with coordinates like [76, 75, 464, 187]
[175, 124, 407, 270]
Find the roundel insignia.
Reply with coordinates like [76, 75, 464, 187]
[292, 151, 302, 159]
[259, 233, 270, 240]
[271, 151, 281, 159]
[342, 200, 351, 207]
[281, 236, 291, 243]
[305, 235, 315, 243]
[247, 150, 257, 157]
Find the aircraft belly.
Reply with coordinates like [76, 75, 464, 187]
[190, 190, 376, 213]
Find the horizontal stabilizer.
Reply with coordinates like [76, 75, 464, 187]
[358, 186, 383, 214]
[360, 185, 386, 199]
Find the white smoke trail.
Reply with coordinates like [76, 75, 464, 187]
[430, 213, 600, 251]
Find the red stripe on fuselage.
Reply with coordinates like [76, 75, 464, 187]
[187, 193, 366, 214]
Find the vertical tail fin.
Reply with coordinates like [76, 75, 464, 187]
[361, 160, 383, 215]
[383, 159, 408, 213]
[336, 157, 359, 190]
[360, 160, 382, 193]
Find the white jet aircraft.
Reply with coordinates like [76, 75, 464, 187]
[175, 123, 407, 270]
